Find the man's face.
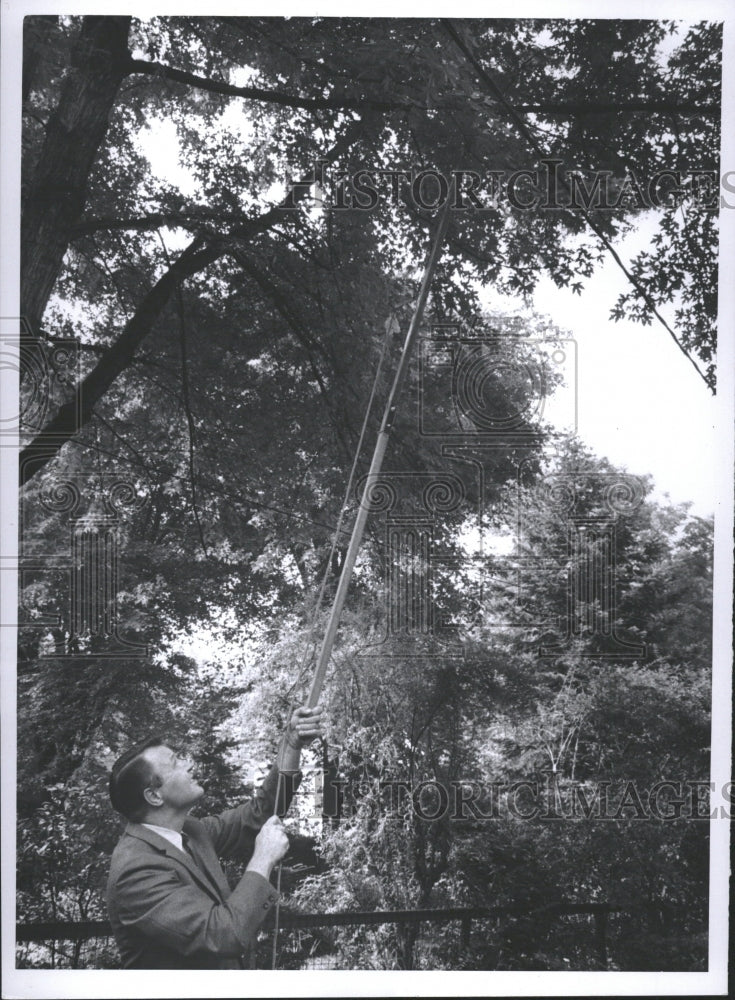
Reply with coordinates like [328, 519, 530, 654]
[143, 745, 204, 811]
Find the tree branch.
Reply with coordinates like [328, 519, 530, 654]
[19, 238, 222, 486]
[71, 209, 250, 237]
[502, 101, 719, 116]
[127, 57, 400, 112]
[128, 57, 716, 119]
[20, 120, 367, 485]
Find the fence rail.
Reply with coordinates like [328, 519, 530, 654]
[17, 902, 624, 970]
[16, 903, 620, 938]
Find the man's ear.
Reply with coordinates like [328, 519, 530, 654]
[143, 786, 163, 807]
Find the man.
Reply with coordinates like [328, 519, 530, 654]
[106, 704, 323, 969]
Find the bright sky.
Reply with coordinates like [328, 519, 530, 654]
[483, 214, 717, 517]
[536, 227, 716, 518]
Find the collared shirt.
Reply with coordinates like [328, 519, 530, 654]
[141, 822, 185, 853]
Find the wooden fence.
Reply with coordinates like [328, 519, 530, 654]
[17, 902, 623, 970]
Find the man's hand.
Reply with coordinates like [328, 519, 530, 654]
[246, 816, 289, 879]
[277, 704, 325, 775]
[285, 705, 325, 748]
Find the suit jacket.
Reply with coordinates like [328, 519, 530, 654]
[106, 765, 299, 969]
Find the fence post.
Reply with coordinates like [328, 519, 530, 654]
[594, 908, 608, 968]
[461, 914, 472, 949]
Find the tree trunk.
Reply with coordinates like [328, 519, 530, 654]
[21, 16, 132, 339]
[19, 240, 222, 485]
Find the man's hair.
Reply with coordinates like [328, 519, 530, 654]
[109, 736, 165, 821]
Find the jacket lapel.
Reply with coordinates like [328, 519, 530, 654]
[124, 823, 225, 901]
[184, 827, 232, 900]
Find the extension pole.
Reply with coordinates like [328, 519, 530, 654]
[306, 188, 455, 708]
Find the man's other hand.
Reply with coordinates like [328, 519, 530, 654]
[286, 705, 325, 747]
[248, 816, 289, 875]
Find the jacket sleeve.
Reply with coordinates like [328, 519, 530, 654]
[200, 764, 301, 859]
[111, 853, 279, 957]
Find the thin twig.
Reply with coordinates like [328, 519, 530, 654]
[156, 231, 210, 559]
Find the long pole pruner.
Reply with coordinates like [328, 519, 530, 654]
[270, 187, 455, 969]
[305, 185, 455, 709]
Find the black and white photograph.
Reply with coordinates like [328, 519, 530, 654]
[1, 2, 732, 997]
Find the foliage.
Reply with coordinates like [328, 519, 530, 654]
[19, 17, 721, 484]
[15, 15, 718, 973]
[282, 445, 713, 971]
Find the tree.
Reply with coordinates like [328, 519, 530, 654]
[19, 17, 721, 485]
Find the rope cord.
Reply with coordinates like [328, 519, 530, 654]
[305, 185, 456, 710]
[268, 314, 398, 969]
[270, 829, 284, 970]
[293, 314, 398, 696]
